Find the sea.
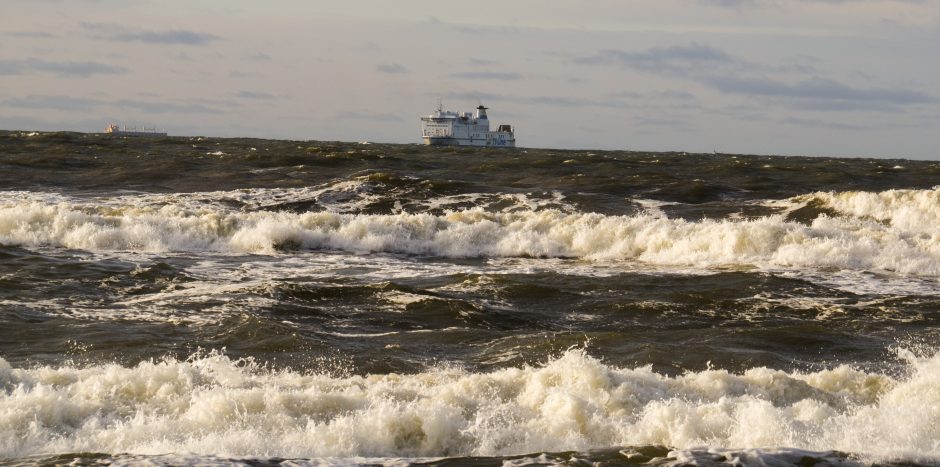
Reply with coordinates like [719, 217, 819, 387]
[1, 131, 939, 466]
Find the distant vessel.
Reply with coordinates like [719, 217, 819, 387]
[420, 104, 515, 147]
[104, 123, 167, 137]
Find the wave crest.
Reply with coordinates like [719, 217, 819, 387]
[0, 349, 937, 462]
[796, 187, 940, 234]
[3, 189, 940, 276]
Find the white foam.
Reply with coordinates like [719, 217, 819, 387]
[4, 187, 940, 286]
[415, 191, 577, 214]
[4, 191, 940, 280]
[632, 198, 678, 217]
[0, 349, 937, 463]
[794, 186, 940, 235]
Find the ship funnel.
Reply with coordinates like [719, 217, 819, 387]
[475, 105, 488, 119]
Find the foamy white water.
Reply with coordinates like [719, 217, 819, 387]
[0, 349, 937, 463]
[801, 187, 940, 234]
[2, 188, 940, 276]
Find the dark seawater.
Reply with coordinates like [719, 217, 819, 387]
[1, 130, 939, 466]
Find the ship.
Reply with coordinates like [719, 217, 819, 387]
[420, 104, 515, 147]
[104, 123, 167, 137]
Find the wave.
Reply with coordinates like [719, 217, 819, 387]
[2, 189, 940, 276]
[788, 187, 940, 233]
[0, 349, 937, 462]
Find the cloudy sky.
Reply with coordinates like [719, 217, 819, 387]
[3, 0, 939, 158]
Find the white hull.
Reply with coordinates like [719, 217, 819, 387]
[107, 131, 168, 137]
[422, 135, 514, 147]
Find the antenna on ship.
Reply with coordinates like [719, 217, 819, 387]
[437, 97, 444, 112]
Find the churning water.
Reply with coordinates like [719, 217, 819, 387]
[1, 131, 939, 466]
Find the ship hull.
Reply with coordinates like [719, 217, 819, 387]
[422, 135, 515, 147]
[107, 131, 168, 137]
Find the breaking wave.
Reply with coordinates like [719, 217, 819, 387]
[2, 188, 940, 276]
[0, 349, 937, 463]
[797, 187, 940, 234]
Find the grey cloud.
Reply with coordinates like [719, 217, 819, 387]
[186, 97, 239, 108]
[83, 22, 222, 45]
[115, 99, 224, 114]
[701, 0, 925, 7]
[656, 90, 698, 101]
[578, 43, 933, 111]
[112, 30, 221, 45]
[243, 52, 271, 62]
[773, 63, 819, 75]
[610, 90, 698, 101]
[236, 91, 276, 100]
[699, 0, 750, 6]
[469, 58, 499, 66]
[574, 43, 737, 74]
[446, 92, 625, 109]
[0, 58, 125, 77]
[451, 23, 521, 35]
[0, 94, 225, 114]
[772, 56, 821, 74]
[451, 71, 522, 81]
[701, 75, 937, 108]
[426, 16, 522, 35]
[525, 96, 618, 107]
[781, 117, 867, 130]
[2, 94, 103, 111]
[788, 99, 903, 112]
[610, 91, 645, 99]
[634, 116, 695, 131]
[376, 63, 408, 74]
[577, 43, 823, 78]
[7, 31, 55, 38]
[335, 111, 404, 123]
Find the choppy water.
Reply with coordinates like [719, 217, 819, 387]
[1, 131, 939, 466]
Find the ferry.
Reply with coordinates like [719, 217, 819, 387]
[420, 104, 515, 147]
[104, 123, 167, 137]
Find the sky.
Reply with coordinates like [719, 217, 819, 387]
[2, 0, 939, 159]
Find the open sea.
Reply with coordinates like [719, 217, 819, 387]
[1, 130, 939, 466]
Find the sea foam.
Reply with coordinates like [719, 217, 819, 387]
[0, 349, 937, 463]
[801, 187, 940, 234]
[1, 188, 939, 276]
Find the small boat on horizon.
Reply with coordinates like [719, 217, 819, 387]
[104, 122, 167, 137]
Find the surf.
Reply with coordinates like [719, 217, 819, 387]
[2, 189, 940, 277]
[0, 348, 937, 463]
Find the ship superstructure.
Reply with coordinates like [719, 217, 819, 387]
[420, 104, 514, 147]
[104, 123, 167, 137]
